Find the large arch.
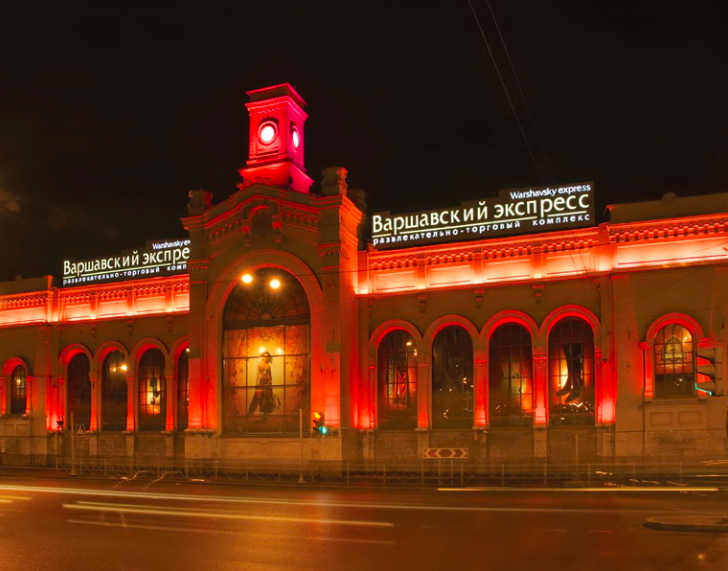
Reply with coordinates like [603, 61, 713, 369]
[369, 319, 424, 357]
[59, 343, 93, 367]
[93, 341, 130, 372]
[130, 338, 170, 365]
[482, 309, 539, 345]
[645, 312, 705, 344]
[207, 250, 324, 433]
[423, 315, 478, 349]
[540, 305, 600, 342]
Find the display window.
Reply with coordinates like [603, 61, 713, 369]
[223, 268, 310, 434]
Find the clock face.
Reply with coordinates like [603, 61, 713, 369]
[291, 126, 300, 149]
[258, 122, 277, 144]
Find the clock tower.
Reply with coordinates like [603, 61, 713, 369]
[239, 83, 313, 194]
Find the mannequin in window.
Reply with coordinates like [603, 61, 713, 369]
[249, 352, 277, 416]
[393, 354, 410, 407]
[555, 343, 583, 403]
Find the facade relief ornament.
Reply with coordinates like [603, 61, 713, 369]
[187, 189, 212, 215]
[321, 167, 348, 197]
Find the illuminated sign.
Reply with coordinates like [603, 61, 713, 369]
[62, 239, 190, 286]
[372, 183, 594, 248]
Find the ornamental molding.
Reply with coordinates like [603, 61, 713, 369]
[0, 292, 49, 309]
[608, 217, 727, 244]
[207, 198, 319, 245]
[318, 242, 349, 260]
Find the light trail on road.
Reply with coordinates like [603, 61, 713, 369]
[1, 483, 725, 516]
[63, 500, 395, 528]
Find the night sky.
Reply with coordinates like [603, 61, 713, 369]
[2, 1, 727, 282]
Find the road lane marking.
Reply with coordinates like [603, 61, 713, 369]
[67, 519, 395, 545]
[0, 495, 31, 501]
[63, 503, 394, 528]
[438, 487, 722, 493]
[587, 530, 612, 533]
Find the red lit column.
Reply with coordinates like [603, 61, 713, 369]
[596, 349, 616, 425]
[46, 377, 60, 432]
[533, 349, 548, 426]
[473, 350, 487, 428]
[417, 356, 430, 429]
[165, 365, 174, 432]
[89, 373, 99, 432]
[362, 363, 376, 430]
[639, 342, 653, 401]
[125, 371, 135, 432]
[25, 376, 32, 417]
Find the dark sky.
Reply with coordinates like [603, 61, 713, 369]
[1, 1, 727, 281]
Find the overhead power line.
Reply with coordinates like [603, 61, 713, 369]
[466, 0, 544, 186]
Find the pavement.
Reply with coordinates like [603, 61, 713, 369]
[644, 515, 728, 533]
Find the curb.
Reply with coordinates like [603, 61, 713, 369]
[644, 516, 728, 533]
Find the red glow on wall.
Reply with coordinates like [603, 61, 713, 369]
[0, 275, 189, 329]
[363, 214, 728, 296]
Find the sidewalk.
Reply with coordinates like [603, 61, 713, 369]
[644, 515, 728, 533]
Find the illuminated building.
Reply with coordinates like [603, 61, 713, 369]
[0, 83, 726, 466]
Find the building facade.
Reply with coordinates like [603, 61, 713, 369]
[0, 84, 726, 466]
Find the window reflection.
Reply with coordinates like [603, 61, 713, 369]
[101, 351, 127, 431]
[177, 349, 189, 431]
[432, 326, 473, 429]
[489, 323, 533, 427]
[10, 365, 26, 416]
[67, 353, 91, 430]
[548, 317, 595, 426]
[378, 330, 418, 430]
[138, 349, 166, 432]
[654, 324, 694, 398]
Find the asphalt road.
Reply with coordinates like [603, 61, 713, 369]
[0, 475, 725, 571]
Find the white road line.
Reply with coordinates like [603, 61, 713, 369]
[438, 487, 722, 493]
[63, 503, 394, 528]
[587, 530, 612, 533]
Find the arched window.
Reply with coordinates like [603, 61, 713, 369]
[222, 268, 310, 434]
[101, 351, 127, 432]
[67, 353, 91, 430]
[177, 348, 189, 431]
[138, 348, 166, 432]
[9, 365, 26, 415]
[378, 330, 418, 430]
[548, 317, 595, 426]
[489, 323, 533, 427]
[654, 323, 694, 398]
[432, 326, 473, 429]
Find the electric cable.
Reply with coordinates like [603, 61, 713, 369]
[466, 0, 544, 185]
